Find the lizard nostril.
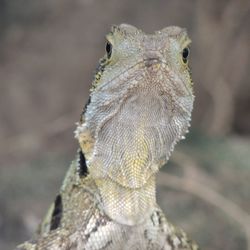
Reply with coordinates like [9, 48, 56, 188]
[144, 58, 159, 67]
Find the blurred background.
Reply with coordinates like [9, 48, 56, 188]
[0, 0, 250, 249]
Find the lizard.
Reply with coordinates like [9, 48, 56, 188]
[16, 24, 199, 250]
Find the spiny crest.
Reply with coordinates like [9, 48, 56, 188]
[110, 24, 143, 37]
[92, 57, 109, 91]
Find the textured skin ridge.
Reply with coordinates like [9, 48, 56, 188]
[16, 24, 199, 250]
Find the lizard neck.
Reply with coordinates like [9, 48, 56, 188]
[76, 124, 158, 226]
[94, 175, 156, 226]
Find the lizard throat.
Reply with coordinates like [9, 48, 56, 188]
[95, 175, 156, 226]
[85, 87, 192, 189]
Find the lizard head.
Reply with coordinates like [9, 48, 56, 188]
[79, 24, 194, 188]
[92, 23, 193, 95]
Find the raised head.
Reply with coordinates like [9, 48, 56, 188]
[79, 24, 194, 189]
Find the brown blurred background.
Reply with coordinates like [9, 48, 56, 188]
[0, 0, 250, 249]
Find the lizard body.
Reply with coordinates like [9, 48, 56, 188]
[17, 24, 199, 250]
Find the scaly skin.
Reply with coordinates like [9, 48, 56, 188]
[17, 24, 199, 250]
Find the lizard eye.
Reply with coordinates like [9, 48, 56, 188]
[182, 47, 189, 64]
[105, 41, 112, 59]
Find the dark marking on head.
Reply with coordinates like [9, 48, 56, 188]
[50, 194, 63, 231]
[78, 149, 88, 177]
